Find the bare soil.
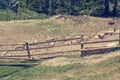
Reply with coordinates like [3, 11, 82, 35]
[0, 15, 120, 60]
[0, 15, 120, 44]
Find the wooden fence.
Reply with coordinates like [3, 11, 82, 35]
[80, 39, 120, 56]
[0, 36, 120, 60]
[0, 36, 83, 59]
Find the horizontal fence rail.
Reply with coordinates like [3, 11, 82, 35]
[29, 36, 83, 45]
[81, 39, 120, 44]
[0, 63, 39, 67]
[0, 36, 120, 59]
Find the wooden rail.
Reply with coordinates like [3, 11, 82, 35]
[0, 63, 38, 67]
[29, 37, 82, 45]
[0, 37, 120, 59]
[81, 46, 120, 56]
[81, 39, 120, 44]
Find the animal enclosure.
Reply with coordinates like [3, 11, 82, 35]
[0, 35, 120, 60]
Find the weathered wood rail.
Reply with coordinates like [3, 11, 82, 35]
[80, 46, 120, 56]
[80, 38, 120, 56]
[0, 36, 120, 59]
[0, 63, 38, 67]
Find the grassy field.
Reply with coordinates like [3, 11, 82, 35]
[0, 15, 120, 44]
[0, 51, 120, 80]
[0, 15, 120, 80]
[0, 9, 48, 21]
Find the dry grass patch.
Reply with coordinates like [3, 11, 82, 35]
[0, 15, 120, 44]
[41, 50, 120, 67]
[81, 51, 120, 65]
[41, 57, 72, 66]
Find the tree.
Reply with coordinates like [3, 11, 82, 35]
[0, 0, 119, 17]
[48, 0, 52, 15]
[0, 0, 19, 13]
[43, 0, 49, 15]
[104, 0, 110, 16]
[113, 0, 119, 16]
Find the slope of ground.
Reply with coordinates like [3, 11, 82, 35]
[0, 15, 120, 80]
[0, 9, 48, 21]
[0, 15, 120, 44]
[0, 51, 120, 80]
[0, 15, 119, 57]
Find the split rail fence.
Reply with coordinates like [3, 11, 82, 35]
[0, 37, 120, 60]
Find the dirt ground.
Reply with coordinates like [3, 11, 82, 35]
[0, 15, 120, 44]
[0, 15, 120, 58]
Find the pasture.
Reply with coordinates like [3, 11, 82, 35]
[0, 15, 120, 80]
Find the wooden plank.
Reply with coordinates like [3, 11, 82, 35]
[29, 37, 82, 45]
[0, 55, 28, 58]
[30, 42, 81, 50]
[30, 49, 81, 56]
[80, 46, 120, 56]
[0, 63, 38, 67]
[82, 39, 120, 44]
[82, 46, 120, 51]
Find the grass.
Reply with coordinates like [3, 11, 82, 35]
[0, 15, 120, 80]
[0, 66, 25, 79]
[0, 9, 48, 21]
[0, 53, 119, 80]
[36, 22, 66, 35]
[0, 15, 119, 44]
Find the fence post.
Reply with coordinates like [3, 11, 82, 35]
[25, 42, 31, 58]
[81, 43, 84, 49]
[119, 31, 120, 45]
[80, 43, 84, 57]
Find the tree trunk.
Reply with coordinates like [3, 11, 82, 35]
[49, 0, 52, 15]
[113, 0, 119, 16]
[43, 0, 49, 15]
[104, 0, 110, 16]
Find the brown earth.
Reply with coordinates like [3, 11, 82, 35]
[0, 15, 120, 44]
[0, 15, 120, 57]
